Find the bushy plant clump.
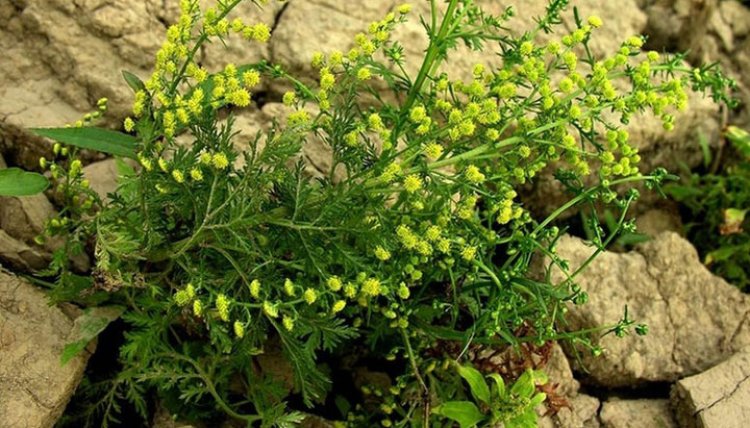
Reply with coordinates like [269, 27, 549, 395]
[668, 126, 750, 290]
[33, 0, 732, 426]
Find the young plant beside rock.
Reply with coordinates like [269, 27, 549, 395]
[30, 0, 733, 426]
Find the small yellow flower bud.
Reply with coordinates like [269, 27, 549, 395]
[233, 321, 245, 338]
[282, 314, 295, 331]
[332, 300, 346, 313]
[249, 279, 261, 299]
[193, 300, 203, 317]
[303, 288, 318, 305]
[212, 152, 229, 170]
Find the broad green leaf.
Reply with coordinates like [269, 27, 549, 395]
[0, 168, 49, 196]
[122, 70, 146, 93]
[510, 371, 535, 397]
[457, 364, 491, 404]
[530, 392, 547, 407]
[488, 373, 506, 398]
[706, 245, 743, 264]
[61, 305, 125, 365]
[31, 127, 137, 158]
[433, 401, 484, 428]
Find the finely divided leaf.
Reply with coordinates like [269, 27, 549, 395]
[31, 127, 137, 158]
[0, 168, 49, 196]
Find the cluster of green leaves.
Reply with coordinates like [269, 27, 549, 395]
[33, 0, 733, 426]
[667, 126, 750, 290]
[434, 365, 547, 428]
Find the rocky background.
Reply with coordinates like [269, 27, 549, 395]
[1, 0, 750, 427]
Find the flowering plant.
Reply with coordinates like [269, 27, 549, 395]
[34, 0, 732, 426]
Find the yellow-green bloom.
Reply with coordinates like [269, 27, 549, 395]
[461, 246, 477, 261]
[327, 276, 343, 292]
[303, 288, 318, 305]
[284, 278, 296, 297]
[282, 315, 295, 331]
[193, 299, 203, 317]
[587, 15, 603, 28]
[124, 117, 135, 132]
[233, 321, 245, 338]
[263, 301, 279, 318]
[249, 279, 261, 299]
[332, 300, 346, 313]
[212, 152, 229, 170]
[403, 174, 422, 193]
[172, 170, 185, 183]
[216, 294, 230, 322]
[464, 165, 485, 183]
[361, 278, 381, 297]
[374, 246, 391, 261]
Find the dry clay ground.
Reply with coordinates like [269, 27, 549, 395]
[1, 0, 750, 427]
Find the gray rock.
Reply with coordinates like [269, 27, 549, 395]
[82, 158, 121, 201]
[539, 393, 601, 428]
[542, 232, 750, 387]
[0, 154, 55, 271]
[635, 207, 683, 239]
[599, 398, 676, 428]
[671, 346, 750, 428]
[0, 270, 92, 428]
[638, 0, 719, 59]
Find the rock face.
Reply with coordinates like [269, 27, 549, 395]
[599, 398, 676, 428]
[0, 0, 276, 170]
[82, 158, 121, 201]
[537, 343, 602, 428]
[0, 271, 91, 428]
[671, 346, 750, 428]
[544, 232, 750, 387]
[0, 154, 57, 272]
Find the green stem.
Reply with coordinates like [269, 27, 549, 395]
[400, 328, 430, 428]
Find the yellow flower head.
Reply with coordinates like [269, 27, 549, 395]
[587, 15, 603, 28]
[284, 278, 296, 297]
[249, 279, 261, 299]
[332, 300, 347, 313]
[423, 142, 444, 160]
[263, 301, 279, 318]
[282, 91, 297, 106]
[216, 294, 230, 322]
[461, 246, 477, 261]
[327, 276, 343, 292]
[357, 67, 372, 81]
[193, 299, 203, 317]
[282, 315, 295, 331]
[124, 117, 135, 132]
[252, 23, 271, 42]
[243, 70, 261, 88]
[397, 4, 412, 14]
[303, 288, 318, 305]
[190, 168, 203, 182]
[464, 165, 485, 183]
[374, 246, 391, 261]
[172, 170, 185, 183]
[361, 278, 382, 297]
[212, 152, 229, 170]
[158, 158, 169, 173]
[344, 283, 358, 299]
[403, 174, 422, 193]
[233, 321, 245, 338]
